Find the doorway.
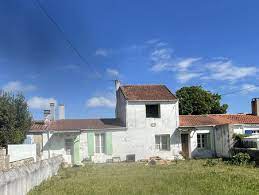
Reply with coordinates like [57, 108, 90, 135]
[181, 134, 189, 159]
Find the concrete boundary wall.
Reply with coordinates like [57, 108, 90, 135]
[0, 155, 63, 195]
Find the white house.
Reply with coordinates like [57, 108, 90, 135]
[27, 82, 259, 164]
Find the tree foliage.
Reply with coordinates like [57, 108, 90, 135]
[176, 86, 228, 115]
[0, 92, 32, 147]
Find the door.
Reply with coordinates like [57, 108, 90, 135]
[181, 134, 189, 159]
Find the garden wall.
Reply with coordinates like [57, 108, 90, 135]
[0, 155, 63, 195]
[8, 144, 37, 162]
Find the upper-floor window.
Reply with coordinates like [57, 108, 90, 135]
[146, 104, 160, 118]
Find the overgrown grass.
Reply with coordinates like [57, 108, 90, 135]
[29, 159, 259, 195]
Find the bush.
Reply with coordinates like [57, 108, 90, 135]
[231, 152, 251, 166]
[232, 134, 249, 148]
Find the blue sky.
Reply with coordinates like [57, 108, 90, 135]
[1, 0, 259, 120]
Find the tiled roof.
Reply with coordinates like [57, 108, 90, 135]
[120, 85, 177, 101]
[29, 118, 125, 132]
[30, 121, 48, 131]
[179, 114, 259, 127]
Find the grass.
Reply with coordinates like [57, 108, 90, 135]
[29, 159, 259, 195]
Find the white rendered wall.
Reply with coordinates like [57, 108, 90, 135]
[112, 100, 181, 161]
[8, 144, 37, 162]
[42, 132, 80, 164]
[189, 127, 215, 158]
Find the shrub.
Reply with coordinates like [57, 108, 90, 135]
[231, 152, 251, 166]
[232, 134, 249, 148]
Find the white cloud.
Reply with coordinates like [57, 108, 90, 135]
[206, 60, 257, 81]
[86, 96, 115, 108]
[27, 96, 57, 109]
[3, 81, 37, 92]
[146, 39, 160, 44]
[106, 68, 120, 78]
[177, 72, 201, 83]
[95, 48, 110, 57]
[240, 84, 259, 94]
[177, 58, 201, 71]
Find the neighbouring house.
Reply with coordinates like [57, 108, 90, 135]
[26, 82, 259, 164]
[179, 112, 259, 159]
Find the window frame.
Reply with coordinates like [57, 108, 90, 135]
[155, 134, 170, 151]
[95, 133, 105, 154]
[197, 133, 210, 149]
[146, 104, 160, 118]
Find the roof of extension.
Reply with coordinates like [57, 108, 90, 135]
[179, 114, 259, 127]
[29, 118, 125, 132]
[119, 85, 177, 101]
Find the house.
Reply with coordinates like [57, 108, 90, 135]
[27, 81, 181, 164]
[178, 102, 259, 159]
[26, 81, 259, 164]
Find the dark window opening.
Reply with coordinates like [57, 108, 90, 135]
[146, 104, 160, 118]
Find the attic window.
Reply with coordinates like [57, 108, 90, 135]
[146, 104, 160, 118]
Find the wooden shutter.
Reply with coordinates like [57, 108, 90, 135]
[105, 132, 113, 155]
[87, 132, 94, 157]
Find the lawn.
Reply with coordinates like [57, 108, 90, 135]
[29, 159, 259, 195]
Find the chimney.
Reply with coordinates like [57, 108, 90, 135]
[50, 102, 55, 120]
[251, 98, 259, 116]
[43, 109, 51, 120]
[115, 80, 121, 91]
[58, 104, 65, 120]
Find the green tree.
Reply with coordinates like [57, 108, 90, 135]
[176, 86, 228, 115]
[0, 92, 32, 147]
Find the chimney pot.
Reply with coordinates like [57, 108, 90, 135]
[58, 104, 65, 120]
[50, 102, 55, 120]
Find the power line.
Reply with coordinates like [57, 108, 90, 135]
[221, 84, 259, 96]
[32, 0, 100, 78]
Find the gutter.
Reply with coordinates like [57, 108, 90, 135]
[81, 127, 127, 131]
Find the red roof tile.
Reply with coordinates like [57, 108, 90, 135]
[30, 121, 48, 131]
[120, 85, 177, 101]
[179, 114, 259, 127]
[29, 118, 125, 132]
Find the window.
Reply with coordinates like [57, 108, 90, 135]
[197, 134, 210, 149]
[95, 133, 105, 153]
[146, 104, 160, 118]
[155, 134, 170, 150]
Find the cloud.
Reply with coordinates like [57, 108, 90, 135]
[146, 39, 160, 44]
[3, 81, 37, 92]
[27, 96, 57, 109]
[205, 60, 257, 81]
[177, 72, 201, 83]
[86, 96, 115, 108]
[95, 48, 110, 57]
[106, 68, 120, 78]
[240, 84, 259, 94]
[177, 58, 201, 71]
[149, 47, 201, 77]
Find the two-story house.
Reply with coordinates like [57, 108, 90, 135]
[27, 81, 259, 164]
[27, 81, 182, 164]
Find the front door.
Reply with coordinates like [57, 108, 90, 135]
[181, 134, 189, 159]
